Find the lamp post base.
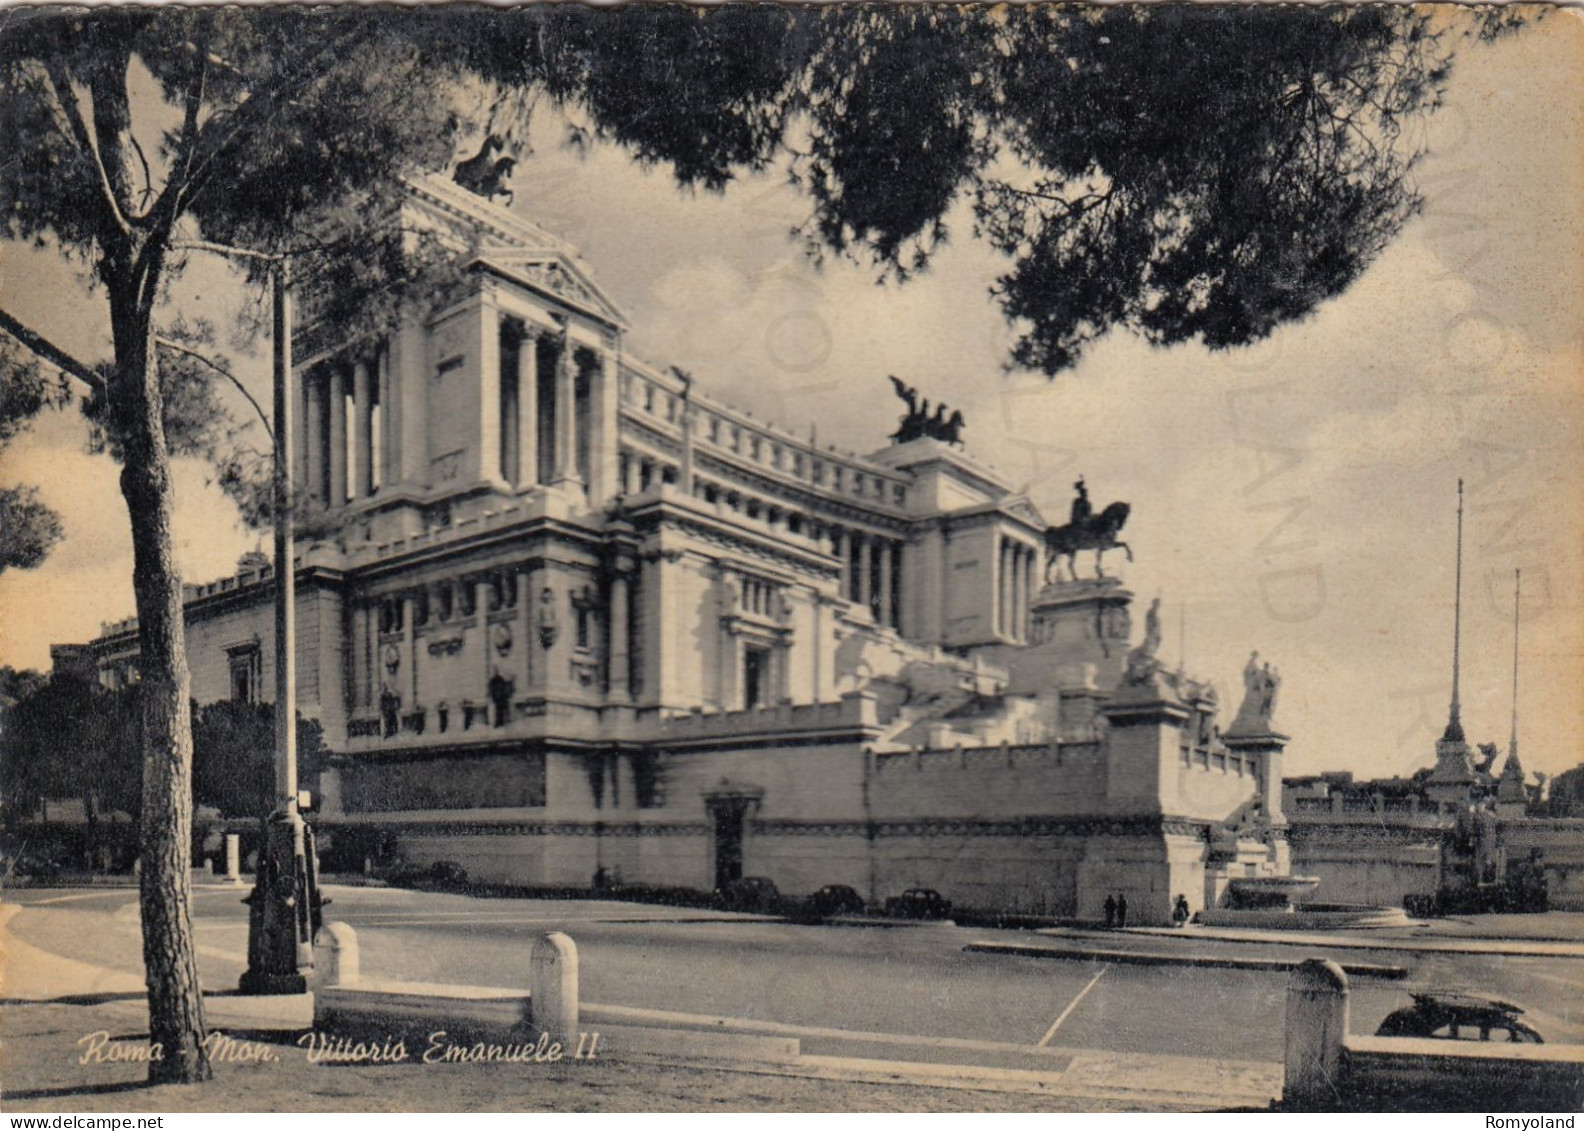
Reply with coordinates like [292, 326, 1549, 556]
[239, 804, 322, 996]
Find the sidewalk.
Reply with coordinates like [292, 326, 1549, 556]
[1059, 924, 1584, 959]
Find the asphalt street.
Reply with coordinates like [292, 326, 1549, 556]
[8, 885, 1581, 1066]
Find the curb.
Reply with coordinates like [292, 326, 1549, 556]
[963, 940, 1408, 978]
[1098, 927, 1584, 960]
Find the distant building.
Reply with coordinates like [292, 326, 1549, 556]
[58, 176, 1296, 924]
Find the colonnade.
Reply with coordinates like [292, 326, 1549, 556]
[995, 535, 1037, 642]
[296, 311, 602, 508]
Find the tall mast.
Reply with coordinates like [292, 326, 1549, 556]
[1510, 568, 1521, 759]
[1443, 478, 1465, 742]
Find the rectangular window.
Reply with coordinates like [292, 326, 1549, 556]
[228, 647, 261, 705]
[743, 646, 770, 710]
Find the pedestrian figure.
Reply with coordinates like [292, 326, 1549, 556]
[1116, 893, 1128, 928]
[1173, 894, 1190, 928]
[1103, 893, 1117, 928]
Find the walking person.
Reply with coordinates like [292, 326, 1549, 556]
[1116, 892, 1128, 928]
[1103, 893, 1117, 928]
[1173, 894, 1190, 928]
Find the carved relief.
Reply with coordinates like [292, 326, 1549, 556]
[537, 586, 559, 649]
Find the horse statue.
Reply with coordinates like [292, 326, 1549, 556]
[888, 375, 966, 446]
[453, 134, 517, 204]
[1043, 501, 1132, 583]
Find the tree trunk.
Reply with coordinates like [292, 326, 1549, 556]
[111, 287, 212, 1085]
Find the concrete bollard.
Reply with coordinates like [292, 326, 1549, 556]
[225, 834, 242, 883]
[1283, 957, 1350, 1110]
[313, 921, 360, 988]
[529, 931, 579, 1049]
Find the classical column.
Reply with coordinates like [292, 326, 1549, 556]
[516, 326, 538, 488]
[589, 348, 621, 504]
[377, 342, 393, 491]
[620, 452, 638, 496]
[327, 362, 348, 506]
[857, 534, 873, 618]
[609, 570, 631, 701]
[304, 369, 325, 503]
[476, 296, 503, 487]
[1022, 546, 1035, 639]
[353, 356, 374, 499]
[551, 340, 581, 488]
[996, 537, 1009, 637]
[877, 540, 894, 628]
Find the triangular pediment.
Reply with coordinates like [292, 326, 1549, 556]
[477, 249, 629, 331]
[1000, 495, 1049, 531]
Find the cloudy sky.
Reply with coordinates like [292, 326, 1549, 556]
[2, 11, 1580, 781]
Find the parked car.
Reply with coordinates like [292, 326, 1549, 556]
[808, 883, 867, 920]
[717, 876, 781, 914]
[1375, 992, 1544, 1043]
[385, 860, 470, 891]
[884, 887, 952, 920]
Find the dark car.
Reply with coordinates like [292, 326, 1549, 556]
[808, 884, 867, 920]
[1375, 992, 1543, 1043]
[717, 875, 781, 914]
[884, 887, 952, 920]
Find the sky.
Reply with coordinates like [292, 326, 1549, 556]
[1, 10, 1580, 782]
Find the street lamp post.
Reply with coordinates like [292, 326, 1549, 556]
[239, 257, 322, 995]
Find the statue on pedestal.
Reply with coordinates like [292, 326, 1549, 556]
[1122, 597, 1164, 688]
[1231, 651, 1281, 732]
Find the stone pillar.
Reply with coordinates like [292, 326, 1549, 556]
[857, 533, 873, 617]
[224, 834, 242, 883]
[1020, 544, 1032, 639]
[621, 452, 638, 495]
[304, 369, 324, 503]
[877, 540, 894, 628]
[609, 570, 631, 701]
[589, 347, 621, 505]
[516, 327, 539, 488]
[1283, 958, 1349, 1110]
[529, 931, 579, 1049]
[552, 340, 581, 489]
[327, 362, 348, 506]
[1023, 547, 1035, 639]
[353, 356, 374, 499]
[312, 921, 360, 989]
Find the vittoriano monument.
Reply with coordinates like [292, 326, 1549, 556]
[57, 173, 1300, 928]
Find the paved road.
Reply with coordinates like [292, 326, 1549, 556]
[8, 886, 1581, 1066]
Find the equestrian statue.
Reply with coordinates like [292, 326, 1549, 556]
[1043, 477, 1132, 582]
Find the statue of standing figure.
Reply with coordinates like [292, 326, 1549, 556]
[1122, 597, 1164, 686]
[1234, 651, 1281, 730]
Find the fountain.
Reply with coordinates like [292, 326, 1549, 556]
[1199, 874, 1412, 930]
